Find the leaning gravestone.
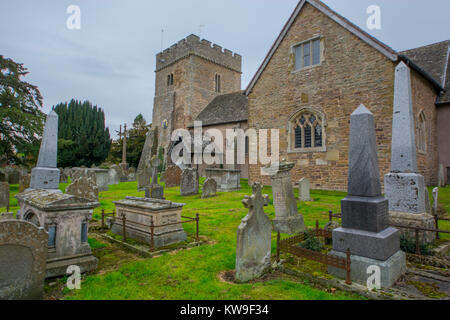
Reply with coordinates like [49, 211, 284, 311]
[0, 220, 48, 300]
[180, 168, 199, 196]
[164, 165, 182, 188]
[202, 178, 217, 198]
[263, 161, 305, 234]
[65, 176, 99, 201]
[236, 183, 272, 282]
[384, 62, 434, 243]
[0, 182, 9, 208]
[29, 111, 60, 191]
[298, 177, 311, 201]
[328, 104, 406, 288]
[137, 129, 156, 190]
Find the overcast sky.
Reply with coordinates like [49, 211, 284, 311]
[1, 0, 449, 138]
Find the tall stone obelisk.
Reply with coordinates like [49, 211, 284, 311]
[328, 104, 405, 288]
[29, 111, 61, 191]
[384, 62, 434, 243]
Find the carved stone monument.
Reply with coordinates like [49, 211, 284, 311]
[329, 104, 406, 288]
[15, 189, 99, 278]
[111, 197, 187, 248]
[29, 111, 61, 191]
[0, 182, 9, 208]
[0, 220, 48, 300]
[384, 62, 435, 243]
[144, 156, 164, 199]
[164, 165, 182, 188]
[137, 129, 157, 190]
[263, 161, 305, 234]
[236, 183, 272, 282]
[66, 176, 99, 202]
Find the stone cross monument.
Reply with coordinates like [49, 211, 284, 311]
[328, 104, 405, 288]
[384, 62, 434, 242]
[29, 111, 61, 191]
[236, 183, 272, 282]
[121, 123, 128, 172]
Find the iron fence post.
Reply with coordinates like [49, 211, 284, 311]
[122, 213, 127, 242]
[435, 215, 440, 240]
[196, 213, 199, 242]
[101, 209, 105, 230]
[315, 220, 319, 236]
[329, 211, 332, 222]
[345, 248, 351, 285]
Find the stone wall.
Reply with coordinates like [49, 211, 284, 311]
[247, 2, 438, 190]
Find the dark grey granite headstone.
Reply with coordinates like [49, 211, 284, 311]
[0, 220, 48, 300]
[29, 111, 60, 191]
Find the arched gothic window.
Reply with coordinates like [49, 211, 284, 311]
[417, 111, 426, 153]
[289, 108, 326, 152]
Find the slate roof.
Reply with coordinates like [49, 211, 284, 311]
[189, 91, 248, 127]
[401, 40, 450, 104]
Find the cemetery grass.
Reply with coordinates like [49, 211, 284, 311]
[5, 182, 450, 300]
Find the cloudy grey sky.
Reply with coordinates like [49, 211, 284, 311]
[1, 0, 449, 138]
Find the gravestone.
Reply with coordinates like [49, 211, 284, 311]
[180, 168, 199, 196]
[19, 174, 31, 193]
[262, 161, 305, 234]
[137, 129, 156, 190]
[144, 156, 164, 199]
[0, 169, 7, 182]
[236, 183, 272, 282]
[65, 176, 99, 201]
[127, 167, 136, 182]
[15, 189, 98, 278]
[298, 177, 311, 201]
[263, 194, 270, 206]
[164, 165, 182, 188]
[438, 164, 445, 187]
[0, 182, 9, 208]
[108, 166, 120, 185]
[384, 62, 434, 243]
[432, 187, 439, 217]
[6, 168, 20, 184]
[329, 104, 405, 288]
[202, 178, 217, 198]
[29, 111, 61, 191]
[59, 169, 68, 184]
[0, 220, 48, 300]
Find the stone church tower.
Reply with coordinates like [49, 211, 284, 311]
[152, 34, 242, 161]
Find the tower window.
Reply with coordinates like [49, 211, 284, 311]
[167, 73, 174, 87]
[215, 74, 221, 93]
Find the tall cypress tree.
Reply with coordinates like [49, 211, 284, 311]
[53, 99, 111, 167]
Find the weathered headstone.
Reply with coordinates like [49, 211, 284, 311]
[29, 111, 61, 191]
[6, 168, 20, 184]
[15, 189, 98, 278]
[263, 194, 270, 206]
[19, 174, 31, 193]
[180, 168, 199, 196]
[384, 62, 434, 243]
[164, 165, 182, 188]
[137, 129, 156, 190]
[438, 164, 445, 187]
[108, 167, 120, 185]
[0, 182, 9, 208]
[0, 220, 48, 300]
[329, 104, 405, 288]
[298, 177, 311, 201]
[144, 157, 164, 199]
[127, 167, 136, 182]
[236, 183, 272, 282]
[263, 161, 305, 234]
[59, 169, 68, 184]
[0, 169, 7, 182]
[202, 178, 217, 198]
[65, 176, 99, 201]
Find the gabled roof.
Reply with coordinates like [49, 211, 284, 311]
[245, 0, 398, 95]
[189, 91, 248, 128]
[400, 40, 450, 104]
